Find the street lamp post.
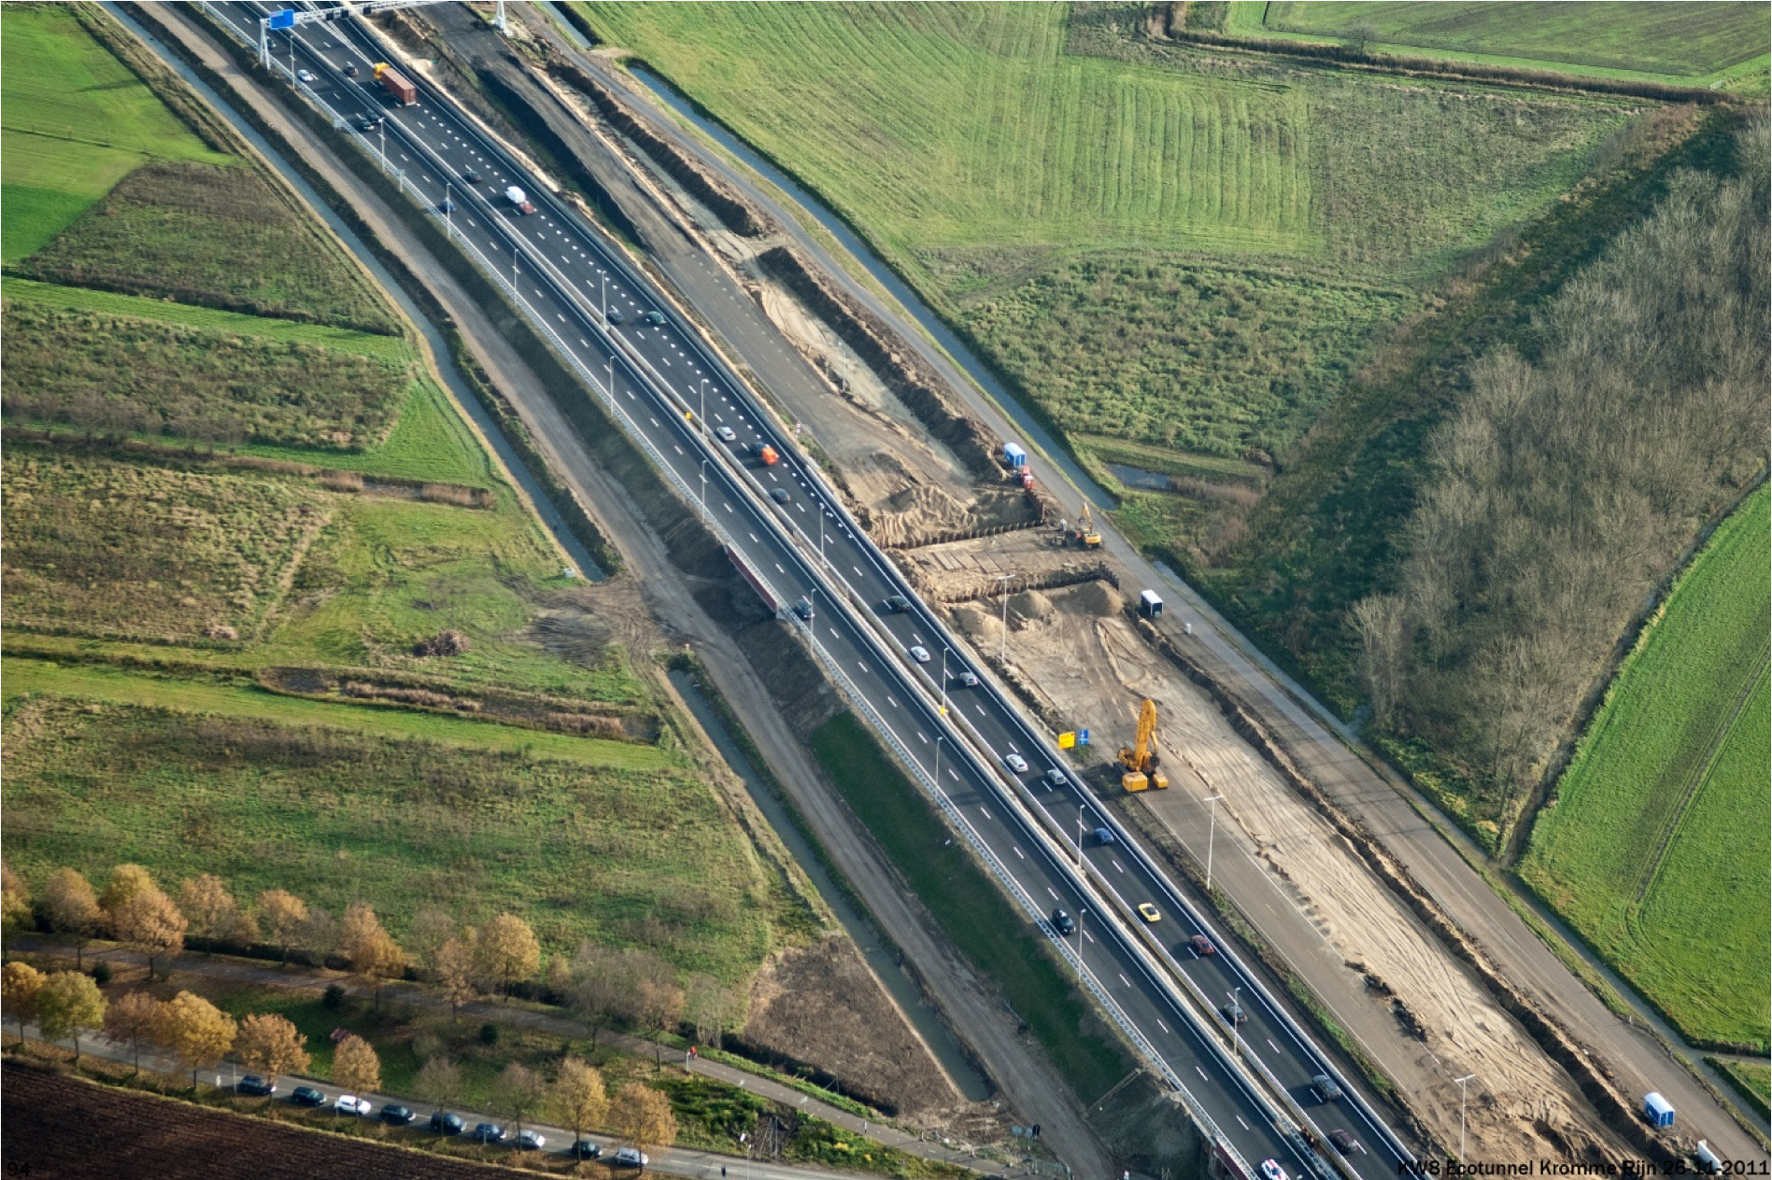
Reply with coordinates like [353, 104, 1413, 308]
[700, 378, 707, 437]
[1454, 1073, 1476, 1162]
[1204, 794, 1226, 893]
[699, 460, 708, 510]
[1076, 906, 1086, 961]
[940, 647, 949, 717]
[934, 734, 944, 789]
[1230, 987, 1244, 1057]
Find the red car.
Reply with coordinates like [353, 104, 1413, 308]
[1189, 934, 1216, 956]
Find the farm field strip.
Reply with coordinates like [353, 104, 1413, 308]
[1521, 485, 1771, 1048]
[0, 657, 669, 771]
[1, 277, 414, 362]
[1258, 2, 1770, 83]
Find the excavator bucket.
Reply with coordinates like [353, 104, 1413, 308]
[1122, 772, 1149, 793]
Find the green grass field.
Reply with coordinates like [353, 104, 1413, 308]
[0, 4, 231, 262]
[1262, 2, 1769, 82]
[808, 712, 1131, 1103]
[16, 160, 400, 335]
[3, 293, 410, 450]
[579, 2, 1632, 468]
[1, 279, 411, 361]
[1521, 486, 1771, 1050]
[961, 258, 1412, 457]
[1, 696, 776, 983]
[1, 453, 327, 644]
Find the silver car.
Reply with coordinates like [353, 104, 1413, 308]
[1005, 753, 1029, 773]
[909, 645, 930, 663]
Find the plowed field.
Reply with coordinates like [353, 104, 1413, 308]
[1, 1063, 511, 1179]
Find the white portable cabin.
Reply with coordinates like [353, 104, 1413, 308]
[1003, 442, 1027, 469]
[1139, 590, 1164, 618]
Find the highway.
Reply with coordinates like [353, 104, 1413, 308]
[201, 6, 1413, 1177]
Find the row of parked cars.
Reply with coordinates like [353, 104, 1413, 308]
[238, 1077, 647, 1165]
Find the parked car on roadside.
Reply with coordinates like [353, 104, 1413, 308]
[380, 1104, 416, 1125]
[471, 1123, 508, 1144]
[516, 1130, 547, 1150]
[572, 1140, 604, 1160]
[613, 1148, 649, 1168]
[430, 1111, 465, 1135]
[289, 1086, 325, 1107]
[236, 1076, 275, 1098]
[335, 1095, 372, 1116]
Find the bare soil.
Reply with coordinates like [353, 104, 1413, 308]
[974, 581, 1628, 1162]
[743, 935, 962, 1122]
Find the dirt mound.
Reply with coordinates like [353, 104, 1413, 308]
[1008, 589, 1053, 628]
[742, 935, 961, 1119]
[1062, 581, 1124, 617]
[950, 605, 1000, 641]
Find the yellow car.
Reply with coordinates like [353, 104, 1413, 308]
[1136, 902, 1161, 924]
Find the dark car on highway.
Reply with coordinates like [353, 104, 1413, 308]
[1328, 1129, 1359, 1155]
[430, 1111, 465, 1135]
[289, 1086, 325, 1107]
[1051, 908, 1076, 936]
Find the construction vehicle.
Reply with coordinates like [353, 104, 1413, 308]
[1118, 698, 1169, 792]
[372, 62, 417, 106]
[1071, 501, 1101, 549]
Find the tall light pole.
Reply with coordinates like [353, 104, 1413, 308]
[1077, 804, 1086, 866]
[934, 734, 943, 789]
[1229, 987, 1244, 1057]
[1454, 1073, 1476, 1162]
[699, 377, 707, 437]
[940, 647, 949, 717]
[1076, 906, 1086, 961]
[699, 460, 708, 510]
[1204, 794, 1225, 893]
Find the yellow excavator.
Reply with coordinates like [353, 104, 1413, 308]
[1119, 698, 1169, 792]
[1074, 501, 1102, 549]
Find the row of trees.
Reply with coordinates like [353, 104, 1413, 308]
[3, 863, 743, 1045]
[1351, 119, 1770, 843]
[2, 963, 299, 1087]
[0, 962, 678, 1154]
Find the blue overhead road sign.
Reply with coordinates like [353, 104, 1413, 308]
[268, 9, 296, 29]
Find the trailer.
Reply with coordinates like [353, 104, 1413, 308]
[372, 62, 416, 106]
[1139, 590, 1164, 619]
[1003, 442, 1027, 469]
[1642, 1092, 1675, 1129]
